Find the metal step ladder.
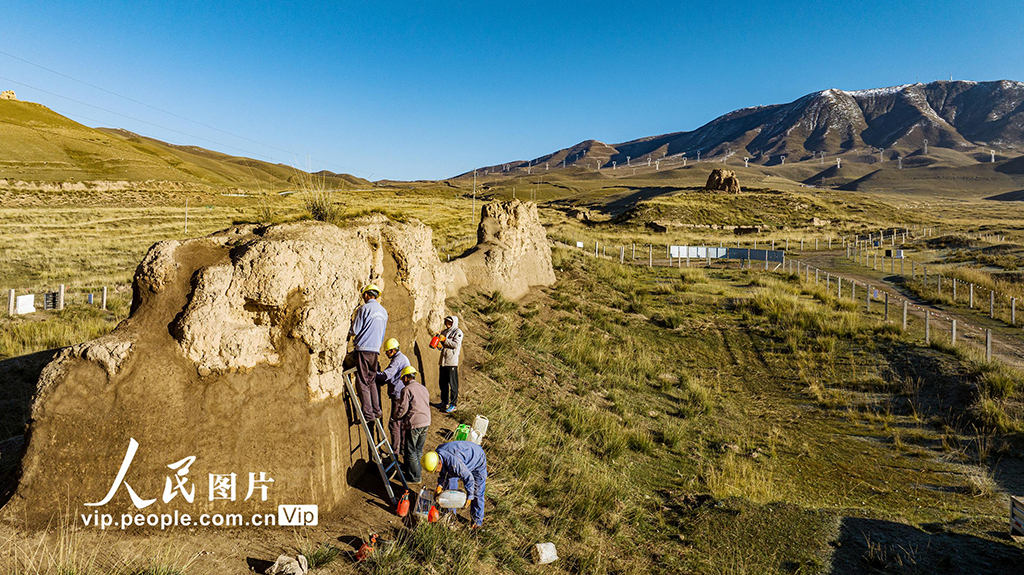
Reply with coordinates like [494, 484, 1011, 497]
[343, 367, 408, 506]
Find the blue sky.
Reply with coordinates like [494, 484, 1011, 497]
[3, 1, 1023, 180]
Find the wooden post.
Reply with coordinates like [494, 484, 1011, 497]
[101, 286, 107, 311]
[991, 290, 996, 319]
[595, 242, 599, 257]
[1013, 297, 1017, 325]
[58, 284, 65, 311]
[838, 277, 842, 298]
[764, 250, 768, 271]
[815, 268, 819, 284]
[815, 238, 819, 250]
[902, 300, 908, 330]
[786, 238, 789, 250]
[632, 243, 635, 260]
[801, 238, 804, 251]
[986, 329, 992, 362]
[620, 246, 624, 264]
[852, 281, 856, 301]
[969, 284, 974, 308]
[828, 237, 832, 250]
[648, 245, 652, 267]
[884, 292, 889, 322]
[952, 279, 957, 301]
[925, 310, 931, 344]
[866, 285, 871, 312]
[7, 289, 13, 316]
[951, 319, 957, 345]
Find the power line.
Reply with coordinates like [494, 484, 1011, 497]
[0, 49, 305, 158]
[0, 55, 369, 176]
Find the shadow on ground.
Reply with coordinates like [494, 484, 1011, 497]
[829, 516, 1021, 574]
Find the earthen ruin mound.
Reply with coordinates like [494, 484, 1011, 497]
[3, 200, 554, 527]
[705, 168, 741, 193]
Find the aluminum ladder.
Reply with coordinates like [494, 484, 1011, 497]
[343, 368, 409, 506]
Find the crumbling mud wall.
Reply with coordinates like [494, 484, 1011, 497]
[3, 201, 554, 528]
[448, 200, 556, 300]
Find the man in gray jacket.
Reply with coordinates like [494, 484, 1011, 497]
[437, 315, 463, 413]
[396, 366, 431, 483]
[349, 284, 388, 422]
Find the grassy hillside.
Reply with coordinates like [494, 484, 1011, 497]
[0, 99, 368, 190]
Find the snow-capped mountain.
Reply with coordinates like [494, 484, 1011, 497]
[477, 80, 1024, 171]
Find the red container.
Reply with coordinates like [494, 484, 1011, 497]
[430, 335, 441, 349]
[396, 490, 410, 517]
[427, 505, 439, 523]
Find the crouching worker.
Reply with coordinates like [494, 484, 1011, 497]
[396, 366, 430, 483]
[422, 441, 486, 528]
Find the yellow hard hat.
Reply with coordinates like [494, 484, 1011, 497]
[422, 451, 439, 473]
[383, 338, 400, 352]
[362, 283, 382, 296]
[400, 365, 418, 379]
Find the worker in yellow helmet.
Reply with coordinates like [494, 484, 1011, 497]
[422, 440, 487, 528]
[348, 283, 387, 422]
[376, 338, 411, 455]
[395, 365, 430, 483]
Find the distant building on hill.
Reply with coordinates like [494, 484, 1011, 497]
[0, 90, 16, 100]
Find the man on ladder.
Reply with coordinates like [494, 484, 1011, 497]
[349, 283, 388, 423]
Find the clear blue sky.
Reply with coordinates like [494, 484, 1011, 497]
[3, 1, 1023, 180]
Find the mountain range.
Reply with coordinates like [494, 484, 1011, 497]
[477, 80, 1024, 173]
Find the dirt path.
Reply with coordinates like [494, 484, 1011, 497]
[796, 251, 1024, 370]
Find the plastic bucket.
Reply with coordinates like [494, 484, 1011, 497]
[413, 488, 434, 519]
[454, 424, 471, 441]
[472, 415, 489, 438]
[436, 489, 467, 509]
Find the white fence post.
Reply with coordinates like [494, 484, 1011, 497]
[7, 289, 14, 316]
[58, 284, 65, 311]
[102, 286, 108, 311]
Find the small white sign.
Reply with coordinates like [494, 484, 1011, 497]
[15, 294, 35, 315]
[575, 241, 584, 249]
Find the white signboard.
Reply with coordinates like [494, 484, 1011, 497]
[15, 294, 35, 315]
[576, 241, 584, 249]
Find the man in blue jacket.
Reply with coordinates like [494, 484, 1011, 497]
[422, 441, 487, 527]
[349, 284, 388, 422]
[376, 338, 411, 454]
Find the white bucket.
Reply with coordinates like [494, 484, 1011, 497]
[472, 415, 489, 439]
[531, 542, 558, 565]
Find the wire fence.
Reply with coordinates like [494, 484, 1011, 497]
[561, 233, 1019, 370]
